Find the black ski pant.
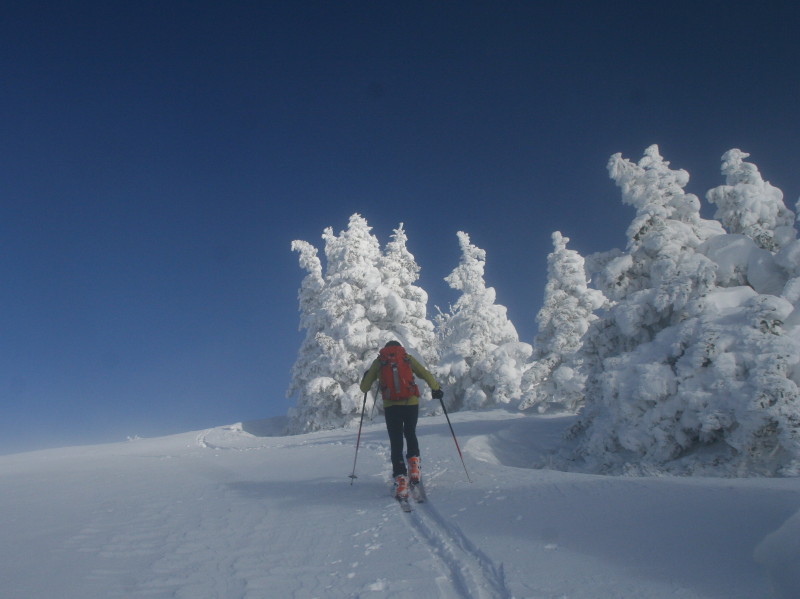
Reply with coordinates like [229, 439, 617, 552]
[384, 404, 419, 478]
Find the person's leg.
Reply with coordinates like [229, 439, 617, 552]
[384, 406, 407, 477]
[403, 404, 420, 459]
[402, 405, 421, 483]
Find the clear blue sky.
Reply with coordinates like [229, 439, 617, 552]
[2, 1, 799, 453]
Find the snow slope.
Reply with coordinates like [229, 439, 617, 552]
[2, 410, 799, 599]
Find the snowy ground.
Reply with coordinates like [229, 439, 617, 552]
[2, 409, 799, 599]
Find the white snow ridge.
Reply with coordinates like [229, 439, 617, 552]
[2, 410, 799, 598]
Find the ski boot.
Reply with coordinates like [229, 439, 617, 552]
[408, 456, 421, 484]
[394, 474, 409, 499]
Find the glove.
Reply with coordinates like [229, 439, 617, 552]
[432, 389, 444, 400]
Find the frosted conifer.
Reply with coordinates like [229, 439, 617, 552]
[286, 240, 327, 420]
[286, 214, 385, 432]
[564, 147, 800, 476]
[436, 232, 531, 410]
[520, 232, 604, 413]
[378, 224, 437, 368]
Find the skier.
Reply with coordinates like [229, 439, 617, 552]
[360, 341, 443, 500]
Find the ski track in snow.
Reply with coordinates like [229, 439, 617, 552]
[403, 497, 511, 599]
[361, 433, 513, 599]
[203, 422, 513, 599]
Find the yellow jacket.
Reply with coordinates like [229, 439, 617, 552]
[360, 353, 440, 407]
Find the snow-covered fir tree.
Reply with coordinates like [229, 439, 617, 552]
[572, 286, 800, 476]
[564, 147, 800, 476]
[776, 230, 800, 330]
[376, 224, 437, 369]
[286, 215, 383, 433]
[599, 144, 725, 313]
[287, 214, 437, 432]
[436, 231, 531, 410]
[286, 240, 327, 423]
[575, 145, 724, 376]
[571, 146, 724, 430]
[519, 231, 604, 413]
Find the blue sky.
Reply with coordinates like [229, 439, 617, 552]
[2, 1, 799, 453]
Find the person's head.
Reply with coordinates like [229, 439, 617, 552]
[384, 340, 402, 348]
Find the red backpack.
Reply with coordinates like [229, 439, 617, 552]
[378, 345, 420, 401]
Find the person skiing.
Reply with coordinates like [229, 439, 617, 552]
[360, 341, 443, 499]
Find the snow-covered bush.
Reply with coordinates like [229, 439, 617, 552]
[571, 288, 800, 476]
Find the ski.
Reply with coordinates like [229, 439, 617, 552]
[396, 496, 413, 512]
[410, 481, 427, 503]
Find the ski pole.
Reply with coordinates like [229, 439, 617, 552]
[349, 392, 369, 485]
[369, 387, 379, 421]
[439, 394, 472, 483]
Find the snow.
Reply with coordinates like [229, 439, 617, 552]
[3, 409, 798, 599]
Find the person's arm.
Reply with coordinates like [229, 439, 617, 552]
[409, 356, 440, 391]
[360, 360, 380, 393]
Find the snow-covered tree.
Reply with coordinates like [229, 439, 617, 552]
[286, 240, 327, 417]
[700, 150, 800, 317]
[570, 289, 800, 476]
[706, 149, 796, 252]
[286, 214, 385, 433]
[520, 231, 604, 413]
[376, 224, 437, 368]
[436, 231, 531, 410]
[287, 215, 437, 432]
[580, 146, 723, 358]
[562, 147, 800, 476]
[602, 144, 724, 306]
[570, 146, 724, 424]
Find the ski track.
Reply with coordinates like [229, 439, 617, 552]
[360, 422, 514, 599]
[403, 498, 512, 599]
